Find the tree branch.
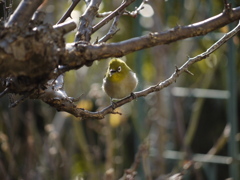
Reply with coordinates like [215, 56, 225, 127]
[120, 143, 148, 180]
[97, 13, 121, 43]
[53, 20, 77, 35]
[56, 0, 81, 25]
[0, 87, 9, 98]
[92, 0, 136, 33]
[75, 0, 102, 42]
[43, 20, 240, 119]
[1, 2, 240, 119]
[0, 21, 76, 94]
[125, 0, 147, 18]
[1, 6, 240, 79]
[5, 0, 43, 28]
[62, 6, 240, 69]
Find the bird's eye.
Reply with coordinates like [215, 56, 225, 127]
[117, 66, 121, 72]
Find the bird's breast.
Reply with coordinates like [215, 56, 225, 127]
[103, 72, 138, 99]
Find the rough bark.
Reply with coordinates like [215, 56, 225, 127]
[0, 0, 240, 119]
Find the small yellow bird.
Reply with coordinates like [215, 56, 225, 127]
[102, 58, 138, 100]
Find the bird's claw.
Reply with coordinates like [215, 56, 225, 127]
[111, 101, 117, 109]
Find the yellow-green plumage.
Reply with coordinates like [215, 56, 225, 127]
[102, 58, 138, 99]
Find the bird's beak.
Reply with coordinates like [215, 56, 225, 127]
[110, 69, 117, 76]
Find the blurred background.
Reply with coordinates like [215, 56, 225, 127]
[0, 0, 240, 179]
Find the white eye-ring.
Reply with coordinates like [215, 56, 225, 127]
[117, 66, 121, 72]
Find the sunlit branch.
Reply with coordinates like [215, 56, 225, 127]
[56, 0, 81, 25]
[98, 14, 121, 43]
[75, 0, 102, 42]
[5, 0, 43, 28]
[48, 20, 240, 119]
[125, 0, 147, 18]
[62, 6, 240, 70]
[98, 20, 240, 116]
[92, 0, 136, 33]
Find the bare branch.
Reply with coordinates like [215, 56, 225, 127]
[92, 0, 136, 33]
[9, 92, 31, 108]
[120, 143, 148, 180]
[5, 0, 44, 28]
[104, 20, 240, 111]
[125, 0, 147, 18]
[62, 6, 240, 69]
[1, 2, 240, 119]
[188, 124, 230, 170]
[92, 0, 145, 42]
[31, 10, 46, 23]
[208, 124, 230, 155]
[0, 88, 9, 98]
[96, 0, 146, 19]
[53, 21, 77, 35]
[98, 13, 122, 43]
[96, 11, 113, 18]
[57, 0, 81, 25]
[75, 0, 102, 42]
[51, 20, 240, 119]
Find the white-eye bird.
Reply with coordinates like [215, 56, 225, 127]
[102, 58, 138, 100]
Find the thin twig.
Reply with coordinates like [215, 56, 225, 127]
[97, 0, 146, 19]
[49, 20, 240, 119]
[98, 13, 122, 43]
[65, 6, 240, 65]
[208, 124, 230, 155]
[125, 0, 147, 18]
[192, 124, 230, 170]
[57, 0, 81, 25]
[119, 143, 148, 180]
[0, 88, 9, 98]
[92, 0, 136, 33]
[9, 92, 31, 108]
[85, 0, 145, 42]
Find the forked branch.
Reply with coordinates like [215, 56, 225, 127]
[45, 20, 240, 119]
[5, 0, 43, 28]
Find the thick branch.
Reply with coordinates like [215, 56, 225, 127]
[75, 0, 102, 42]
[1, 3, 240, 119]
[2, 6, 240, 80]
[5, 0, 43, 28]
[52, 20, 240, 119]
[53, 21, 77, 35]
[102, 20, 240, 112]
[63, 6, 240, 68]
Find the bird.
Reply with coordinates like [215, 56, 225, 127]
[102, 58, 138, 103]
